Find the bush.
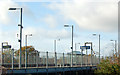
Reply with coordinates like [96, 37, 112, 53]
[94, 57, 120, 75]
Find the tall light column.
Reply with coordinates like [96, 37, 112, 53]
[93, 34, 100, 64]
[64, 25, 73, 67]
[25, 34, 32, 68]
[54, 39, 60, 67]
[9, 8, 23, 69]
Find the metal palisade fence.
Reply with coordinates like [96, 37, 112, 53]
[0, 49, 100, 69]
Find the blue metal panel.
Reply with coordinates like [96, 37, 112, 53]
[26, 68, 37, 73]
[6, 66, 97, 74]
[48, 68, 56, 73]
[80, 46, 90, 49]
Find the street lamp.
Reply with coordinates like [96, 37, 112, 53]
[54, 39, 60, 67]
[9, 8, 23, 69]
[25, 34, 32, 68]
[64, 24, 73, 67]
[93, 34, 100, 64]
[110, 40, 117, 57]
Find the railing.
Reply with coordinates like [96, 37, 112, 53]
[0, 50, 100, 69]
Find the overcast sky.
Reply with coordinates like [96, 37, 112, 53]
[0, 0, 119, 56]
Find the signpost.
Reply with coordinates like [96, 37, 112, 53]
[2, 45, 11, 49]
[80, 46, 90, 49]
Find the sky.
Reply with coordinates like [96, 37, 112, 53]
[0, 0, 119, 57]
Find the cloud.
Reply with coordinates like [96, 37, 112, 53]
[48, 0, 118, 32]
[23, 27, 71, 39]
[0, 0, 19, 25]
[42, 15, 57, 28]
[0, 0, 35, 26]
[11, 0, 119, 2]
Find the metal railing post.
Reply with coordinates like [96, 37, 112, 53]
[81, 49, 83, 67]
[12, 48, 14, 69]
[91, 49, 92, 66]
[1, 43, 3, 66]
[55, 52, 57, 67]
[63, 53, 65, 67]
[46, 51, 48, 68]
[36, 52, 39, 68]
[86, 48, 88, 66]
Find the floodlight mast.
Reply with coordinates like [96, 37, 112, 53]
[64, 24, 73, 67]
[9, 8, 23, 69]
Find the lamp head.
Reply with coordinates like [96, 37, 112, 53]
[9, 8, 17, 10]
[93, 34, 97, 36]
[64, 25, 69, 27]
[110, 40, 114, 41]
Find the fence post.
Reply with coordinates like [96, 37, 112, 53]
[1, 43, 3, 66]
[91, 49, 92, 66]
[36, 52, 39, 68]
[55, 52, 57, 67]
[81, 49, 83, 67]
[86, 48, 88, 66]
[12, 48, 14, 69]
[63, 53, 64, 67]
[46, 51, 48, 68]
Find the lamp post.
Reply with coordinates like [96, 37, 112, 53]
[9, 8, 23, 69]
[25, 34, 32, 68]
[93, 34, 100, 64]
[64, 24, 73, 67]
[54, 39, 60, 67]
[110, 40, 117, 57]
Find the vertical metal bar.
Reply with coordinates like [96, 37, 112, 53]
[99, 34, 100, 64]
[55, 52, 57, 67]
[39, 52, 40, 67]
[19, 8, 23, 69]
[36, 51, 38, 68]
[70, 54, 71, 66]
[63, 53, 64, 67]
[46, 51, 48, 68]
[54, 40, 56, 53]
[91, 44, 93, 66]
[75, 43, 77, 66]
[115, 40, 117, 57]
[81, 49, 83, 67]
[25, 35, 27, 68]
[12, 49, 14, 69]
[86, 48, 88, 66]
[1, 43, 3, 66]
[71, 25, 73, 67]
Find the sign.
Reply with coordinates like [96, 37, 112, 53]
[2, 45, 11, 49]
[80, 46, 90, 49]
